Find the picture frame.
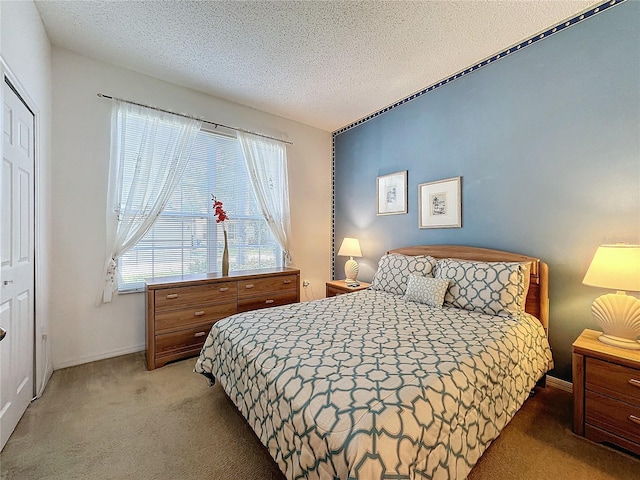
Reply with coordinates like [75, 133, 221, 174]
[377, 170, 408, 215]
[418, 176, 462, 228]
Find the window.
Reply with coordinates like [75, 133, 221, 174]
[118, 129, 282, 291]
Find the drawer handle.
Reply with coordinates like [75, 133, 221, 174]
[194, 331, 206, 338]
[219, 287, 229, 292]
[629, 378, 640, 388]
[265, 299, 274, 304]
[283, 280, 292, 284]
[194, 311, 205, 317]
[166, 293, 178, 299]
[245, 284, 254, 289]
[629, 415, 640, 426]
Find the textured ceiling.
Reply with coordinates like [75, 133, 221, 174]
[35, 0, 601, 132]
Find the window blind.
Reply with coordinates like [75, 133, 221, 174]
[118, 128, 282, 291]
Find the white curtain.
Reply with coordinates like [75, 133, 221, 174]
[101, 100, 202, 303]
[237, 131, 294, 265]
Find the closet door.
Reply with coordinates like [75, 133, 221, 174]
[0, 79, 35, 451]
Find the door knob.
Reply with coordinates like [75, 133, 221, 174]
[0, 327, 6, 342]
[3, 280, 13, 286]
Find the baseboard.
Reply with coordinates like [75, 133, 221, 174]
[44, 364, 53, 387]
[546, 375, 573, 393]
[43, 362, 53, 388]
[53, 344, 145, 370]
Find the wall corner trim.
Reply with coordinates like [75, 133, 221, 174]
[331, 0, 625, 138]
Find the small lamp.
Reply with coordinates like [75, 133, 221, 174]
[337, 237, 362, 283]
[582, 244, 640, 349]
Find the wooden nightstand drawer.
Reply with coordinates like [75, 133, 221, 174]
[573, 329, 640, 455]
[325, 280, 371, 297]
[155, 282, 236, 311]
[586, 390, 640, 445]
[155, 302, 237, 333]
[237, 291, 298, 313]
[586, 357, 640, 406]
[238, 274, 298, 298]
[326, 286, 345, 297]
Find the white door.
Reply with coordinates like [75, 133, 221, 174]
[0, 79, 35, 451]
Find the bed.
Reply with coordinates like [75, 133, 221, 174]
[195, 245, 553, 479]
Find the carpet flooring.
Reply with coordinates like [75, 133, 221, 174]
[1, 353, 638, 480]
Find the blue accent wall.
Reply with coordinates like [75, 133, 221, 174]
[333, 0, 640, 382]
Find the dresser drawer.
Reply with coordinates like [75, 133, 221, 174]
[586, 357, 640, 406]
[586, 390, 640, 444]
[237, 274, 297, 298]
[155, 302, 236, 333]
[154, 282, 236, 311]
[155, 322, 215, 356]
[237, 291, 298, 313]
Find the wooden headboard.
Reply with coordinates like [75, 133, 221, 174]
[388, 245, 549, 333]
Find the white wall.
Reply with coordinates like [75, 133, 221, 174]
[51, 48, 332, 369]
[1, 0, 54, 392]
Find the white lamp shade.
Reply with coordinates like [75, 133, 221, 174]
[583, 244, 640, 349]
[337, 238, 362, 258]
[583, 244, 640, 292]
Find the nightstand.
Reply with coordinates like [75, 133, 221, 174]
[325, 280, 370, 297]
[573, 328, 640, 455]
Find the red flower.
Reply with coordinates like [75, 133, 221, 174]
[211, 194, 229, 223]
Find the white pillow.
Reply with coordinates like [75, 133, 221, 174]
[404, 275, 450, 307]
[370, 254, 437, 295]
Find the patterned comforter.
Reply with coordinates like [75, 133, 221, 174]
[195, 289, 553, 480]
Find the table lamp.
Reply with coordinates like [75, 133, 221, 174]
[582, 244, 640, 349]
[337, 237, 362, 283]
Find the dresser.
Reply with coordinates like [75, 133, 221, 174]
[573, 328, 640, 455]
[146, 267, 300, 370]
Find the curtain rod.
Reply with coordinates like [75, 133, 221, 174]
[96, 93, 293, 145]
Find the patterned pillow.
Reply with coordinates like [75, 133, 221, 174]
[435, 259, 530, 316]
[370, 254, 437, 295]
[404, 275, 450, 307]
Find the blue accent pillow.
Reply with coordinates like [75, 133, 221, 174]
[370, 254, 437, 295]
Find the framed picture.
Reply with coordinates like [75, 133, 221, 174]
[418, 176, 462, 228]
[377, 170, 408, 215]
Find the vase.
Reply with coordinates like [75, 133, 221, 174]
[222, 230, 229, 276]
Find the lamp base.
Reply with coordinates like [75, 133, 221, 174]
[344, 258, 359, 284]
[592, 292, 640, 350]
[598, 333, 640, 350]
